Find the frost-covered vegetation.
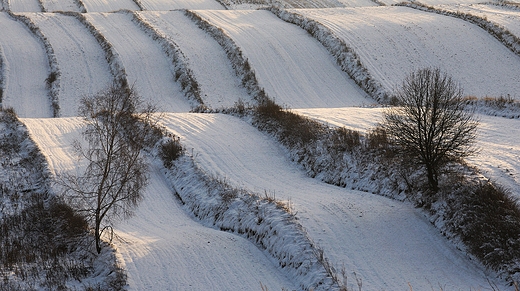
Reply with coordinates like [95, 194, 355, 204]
[0, 108, 125, 290]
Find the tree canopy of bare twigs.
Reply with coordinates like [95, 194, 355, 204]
[382, 68, 479, 193]
[58, 84, 159, 254]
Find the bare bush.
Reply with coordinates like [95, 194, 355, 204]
[158, 135, 183, 169]
[382, 68, 479, 192]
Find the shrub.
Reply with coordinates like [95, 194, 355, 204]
[446, 182, 520, 275]
[159, 136, 184, 168]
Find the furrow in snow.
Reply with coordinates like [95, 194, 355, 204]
[137, 10, 251, 110]
[159, 112, 507, 290]
[81, 0, 139, 12]
[9, 11, 60, 116]
[85, 11, 191, 112]
[41, 0, 82, 12]
[293, 6, 520, 98]
[0, 12, 52, 117]
[138, 0, 223, 11]
[130, 11, 205, 109]
[270, 7, 388, 102]
[193, 9, 370, 109]
[9, 0, 42, 12]
[22, 117, 297, 291]
[25, 12, 113, 117]
[438, 4, 520, 37]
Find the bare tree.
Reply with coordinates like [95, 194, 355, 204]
[382, 68, 478, 192]
[58, 84, 159, 254]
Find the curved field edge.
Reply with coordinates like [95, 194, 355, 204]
[60, 11, 128, 88]
[161, 148, 344, 290]
[185, 9, 271, 105]
[0, 110, 125, 290]
[6, 11, 60, 116]
[131, 11, 205, 110]
[267, 7, 388, 103]
[246, 101, 520, 283]
[399, 2, 520, 57]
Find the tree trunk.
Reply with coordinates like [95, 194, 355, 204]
[95, 208, 101, 254]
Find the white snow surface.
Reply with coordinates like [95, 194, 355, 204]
[81, 0, 139, 12]
[0, 12, 52, 117]
[9, 0, 41, 12]
[293, 6, 520, 99]
[85, 12, 192, 112]
[437, 3, 520, 38]
[22, 117, 297, 291]
[159, 112, 506, 290]
[194, 9, 371, 109]
[24, 12, 113, 117]
[296, 106, 520, 200]
[139, 0, 223, 11]
[41, 0, 81, 12]
[136, 10, 251, 109]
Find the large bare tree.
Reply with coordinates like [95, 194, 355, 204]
[383, 68, 478, 192]
[59, 84, 159, 253]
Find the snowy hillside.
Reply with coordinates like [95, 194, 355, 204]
[2, 0, 520, 289]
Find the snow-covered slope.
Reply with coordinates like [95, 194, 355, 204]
[0, 12, 52, 117]
[22, 117, 297, 291]
[159, 112, 505, 290]
[437, 3, 520, 37]
[139, 0, 223, 11]
[24, 12, 113, 117]
[296, 106, 520, 200]
[81, 0, 139, 12]
[136, 10, 250, 109]
[41, 0, 82, 12]
[85, 12, 192, 112]
[194, 9, 371, 109]
[9, 0, 41, 12]
[293, 6, 520, 99]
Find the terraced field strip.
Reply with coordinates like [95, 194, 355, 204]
[159, 112, 503, 290]
[0, 12, 52, 117]
[22, 116, 297, 291]
[194, 9, 370, 109]
[85, 12, 192, 112]
[137, 10, 249, 109]
[437, 4, 520, 37]
[139, 0, 222, 11]
[41, 0, 82, 12]
[294, 6, 520, 98]
[81, 0, 139, 12]
[25, 12, 113, 117]
[9, 0, 42, 12]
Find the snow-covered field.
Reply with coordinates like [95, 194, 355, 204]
[292, 6, 520, 99]
[194, 9, 371, 108]
[2, 0, 520, 289]
[24, 12, 113, 117]
[437, 3, 520, 37]
[0, 13, 52, 117]
[136, 10, 251, 109]
[85, 11, 192, 112]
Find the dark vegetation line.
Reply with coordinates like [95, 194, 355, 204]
[184, 5, 520, 283]
[267, 7, 389, 103]
[245, 93, 520, 283]
[0, 46, 5, 105]
[0, 108, 126, 290]
[184, 9, 270, 105]
[160, 150, 343, 291]
[130, 11, 206, 110]
[72, 0, 87, 13]
[60, 11, 129, 89]
[7, 12, 60, 117]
